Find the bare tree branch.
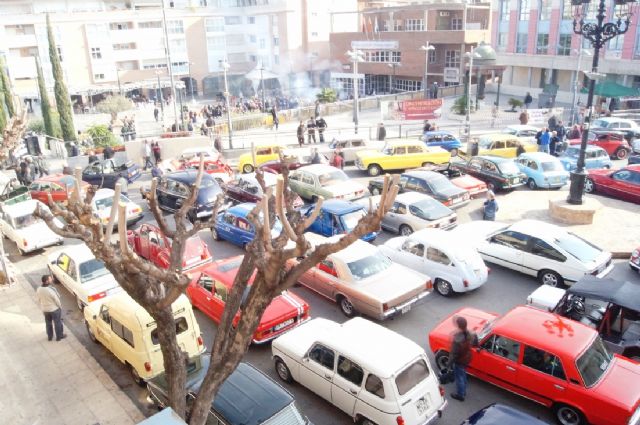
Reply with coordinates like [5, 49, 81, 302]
[104, 183, 121, 242]
[148, 177, 176, 239]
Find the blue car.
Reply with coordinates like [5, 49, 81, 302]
[515, 152, 569, 190]
[300, 199, 377, 242]
[154, 170, 222, 222]
[212, 203, 282, 247]
[559, 145, 612, 172]
[423, 131, 463, 155]
[462, 403, 549, 425]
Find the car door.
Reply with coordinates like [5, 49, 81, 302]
[465, 158, 485, 179]
[397, 239, 426, 271]
[332, 355, 364, 415]
[156, 178, 172, 210]
[491, 141, 508, 157]
[383, 202, 407, 232]
[472, 334, 522, 390]
[518, 345, 570, 405]
[95, 305, 113, 350]
[61, 258, 79, 298]
[427, 134, 443, 149]
[52, 253, 73, 293]
[235, 217, 254, 246]
[147, 229, 166, 265]
[50, 183, 67, 204]
[604, 169, 640, 201]
[299, 343, 335, 402]
[302, 259, 340, 299]
[210, 280, 228, 323]
[83, 163, 104, 186]
[407, 145, 425, 168]
[137, 225, 152, 259]
[504, 140, 520, 158]
[390, 146, 407, 169]
[190, 273, 215, 318]
[300, 172, 315, 200]
[483, 230, 529, 273]
[523, 237, 568, 278]
[216, 213, 236, 242]
[29, 183, 46, 204]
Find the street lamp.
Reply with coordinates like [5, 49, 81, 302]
[221, 60, 233, 149]
[420, 43, 435, 99]
[570, 48, 593, 125]
[346, 49, 364, 134]
[258, 64, 266, 112]
[155, 70, 165, 123]
[387, 62, 402, 96]
[116, 67, 123, 95]
[464, 47, 482, 143]
[567, 0, 637, 205]
[187, 61, 196, 103]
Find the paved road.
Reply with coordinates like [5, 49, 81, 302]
[8, 167, 638, 425]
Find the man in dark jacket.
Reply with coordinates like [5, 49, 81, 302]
[103, 145, 114, 160]
[307, 117, 317, 144]
[316, 116, 327, 143]
[297, 121, 305, 147]
[377, 123, 386, 141]
[447, 316, 477, 401]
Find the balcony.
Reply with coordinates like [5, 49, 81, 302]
[5, 34, 38, 49]
[7, 56, 36, 79]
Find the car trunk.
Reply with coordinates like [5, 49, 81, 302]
[396, 356, 446, 425]
[358, 265, 428, 308]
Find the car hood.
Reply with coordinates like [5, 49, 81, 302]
[594, 356, 640, 411]
[260, 291, 306, 324]
[430, 307, 498, 342]
[323, 181, 365, 197]
[356, 264, 429, 303]
[451, 175, 486, 190]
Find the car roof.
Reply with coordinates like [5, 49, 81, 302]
[466, 403, 550, 425]
[479, 133, 520, 141]
[328, 237, 378, 263]
[225, 203, 257, 218]
[103, 292, 191, 326]
[51, 244, 99, 263]
[567, 276, 640, 311]
[409, 228, 469, 251]
[35, 173, 74, 184]
[506, 219, 565, 238]
[474, 155, 513, 163]
[239, 172, 277, 187]
[424, 130, 454, 136]
[297, 164, 340, 174]
[320, 199, 363, 214]
[2, 199, 46, 216]
[404, 170, 444, 180]
[567, 145, 605, 152]
[93, 188, 118, 200]
[395, 191, 435, 205]
[385, 140, 423, 147]
[593, 117, 636, 125]
[166, 170, 215, 184]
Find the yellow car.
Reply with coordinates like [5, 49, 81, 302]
[462, 133, 538, 158]
[237, 143, 286, 173]
[356, 141, 451, 176]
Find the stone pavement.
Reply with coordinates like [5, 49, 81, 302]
[0, 267, 144, 425]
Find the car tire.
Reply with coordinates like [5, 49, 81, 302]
[450, 148, 459, 157]
[242, 164, 255, 174]
[367, 164, 382, 177]
[615, 148, 628, 160]
[434, 350, 450, 372]
[399, 224, 413, 236]
[435, 279, 454, 297]
[86, 321, 99, 344]
[211, 227, 221, 241]
[584, 178, 595, 193]
[370, 186, 381, 196]
[486, 181, 496, 192]
[129, 364, 145, 386]
[275, 357, 293, 383]
[538, 269, 564, 288]
[76, 296, 85, 311]
[15, 241, 25, 256]
[553, 403, 586, 425]
[422, 162, 435, 168]
[337, 295, 356, 317]
[359, 418, 379, 425]
[527, 178, 537, 190]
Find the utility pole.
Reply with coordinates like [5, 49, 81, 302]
[161, 0, 179, 127]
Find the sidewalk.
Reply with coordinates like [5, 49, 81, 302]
[0, 268, 144, 425]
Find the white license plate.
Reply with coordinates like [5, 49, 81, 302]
[401, 305, 411, 314]
[452, 197, 461, 204]
[274, 318, 294, 331]
[416, 397, 428, 416]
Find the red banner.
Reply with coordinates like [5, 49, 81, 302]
[383, 99, 443, 121]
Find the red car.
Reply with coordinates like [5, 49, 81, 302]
[259, 159, 306, 174]
[585, 165, 640, 204]
[450, 174, 488, 198]
[181, 159, 234, 184]
[569, 130, 631, 160]
[127, 223, 212, 270]
[29, 173, 90, 206]
[429, 306, 640, 425]
[187, 256, 310, 343]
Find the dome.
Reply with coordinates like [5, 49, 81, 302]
[474, 41, 497, 62]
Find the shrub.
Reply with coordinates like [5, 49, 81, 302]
[86, 124, 118, 148]
[96, 95, 132, 122]
[451, 95, 473, 115]
[508, 98, 524, 111]
[316, 88, 337, 104]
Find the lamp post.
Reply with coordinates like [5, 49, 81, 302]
[387, 62, 402, 96]
[567, 0, 636, 205]
[188, 61, 196, 103]
[258, 64, 266, 112]
[570, 48, 593, 125]
[116, 68, 122, 95]
[464, 47, 481, 142]
[161, 0, 179, 127]
[155, 70, 164, 123]
[346, 49, 364, 134]
[221, 60, 233, 149]
[420, 43, 435, 99]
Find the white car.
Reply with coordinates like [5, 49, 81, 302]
[0, 200, 63, 255]
[272, 317, 447, 425]
[502, 124, 539, 143]
[379, 228, 489, 296]
[591, 117, 639, 130]
[289, 164, 366, 202]
[48, 244, 122, 310]
[91, 188, 144, 229]
[319, 136, 384, 163]
[451, 219, 613, 287]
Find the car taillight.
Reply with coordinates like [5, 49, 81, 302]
[426, 280, 433, 291]
[22, 239, 28, 247]
[396, 416, 405, 425]
[197, 336, 203, 346]
[144, 362, 152, 372]
[444, 199, 452, 206]
[439, 385, 445, 396]
[463, 279, 469, 288]
[87, 291, 107, 302]
[487, 267, 491, 274]
[382, 303, 389, 312]
[254, 330, 265, 340]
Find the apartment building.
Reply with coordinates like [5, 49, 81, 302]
[491, 0, 640, 103]
[0, 0, 357, 104]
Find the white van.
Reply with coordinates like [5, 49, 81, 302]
[272, 317, 447, 425]
[84, 293, 205, 383]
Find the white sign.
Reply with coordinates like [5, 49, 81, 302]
[527, 108, 565, 126]
[443, 68, 460, 83]
[330, 72, 364, 80]
[351, 40, 399, 50]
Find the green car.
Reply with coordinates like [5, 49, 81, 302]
[288, 164, 366, 202]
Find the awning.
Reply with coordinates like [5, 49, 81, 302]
[244, 67, 279, 81]
[580, 81, 640, 98]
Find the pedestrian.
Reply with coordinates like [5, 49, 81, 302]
[316, 116, 327, 143]
[547, 114, 558, 132]
[35, 156, 49, 177]
[17, 159, 29, 186]
[314, 100, 320, 118]
[556, 120, 566, 141]
[214, 136, 222, 153]
[491, 102, 498, 128]
[152, 142, 162, 164]
[297, 121, 305, 146]
[524, 92, 533, 109]
[377, 123, 386, 141]
[271, 107, 279, 130]
[88, 150, 99, 164]
[142, 140, 153, 170]
[423, 120, 432, 133]
[153, 107, 159, 122]
[539, 128, 551, 153]
[307, 116, 317, 144]
[331, 149, 344, 169]
[518, 110, 529, 125]
[70, 142, 79, 157]
[567, 124, 581, 140]
[446, 316, 476, 401]
[550, 131, 560, 156]
[310, 148, 322, 164]
[35, 275, 66, 341]
[483, 191, 499, 221]
[103, 145, 114, 160]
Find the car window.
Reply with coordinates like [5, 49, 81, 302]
[391, 202, 407, 214]
[213, 281, 228, 302]
[491, 231, 530, 251]
[67, 259, 77, 281]
[197, 274, 213, 292]
[426, 247, 451, 265]
[631, 171, 640, 185]
[482, 161, 497, 172]
[405, 177, 420, 192]
[352, 140, 364, 147]
[289, 172, 301, 182]
[444, 134, 456, 141]
[554, 232, 602, 263]
[407, 145, 423, 154]
[149, 231, 165, 248]
[57, 254, 71, 272]
[469, 159, 483, 169]
[236, 218, 252, 232]
[394, 147, 407, 155]
[302, 174, 315, 186]
[401, 240, 425, 257]
[223, 213, 235, 225]
[110, 317, 135, 348]
[523, 346, 566, 380]
[29, 183, 40, 191]
[527, 160, 538, 171]
[493, 141, 505, 149]
[308, 344, 335, 371]
[346, 252, 393, 280]
[577, 336, 612, 387]
[612, 170, 633, 182]
[318, 259, 337, 276]
[506, 140, 519, 148]
[482, 334, 521, 362]
[255, 147, 272, 155]
[530, 237, 567, 262]
[79, 259, 110, 283]
[395, 358, 430, 396]
[151, 317, 189, 345]
[365, 374, 385, 398]
[337, 356, 364, 386]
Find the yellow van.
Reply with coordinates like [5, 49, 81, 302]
[84, 293, 205, 384]
[463, 133, 537, 158]
[237, 143, 287, 173]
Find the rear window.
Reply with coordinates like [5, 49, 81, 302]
[395, 358, 430, 396]
[151, 317, 189, 345]
[262, 402, 306, 425]
[554, 233, 602, 263]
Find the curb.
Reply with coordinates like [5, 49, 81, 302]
[611, 252, 632, 260]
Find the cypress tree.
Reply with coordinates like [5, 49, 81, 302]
[0, 56, 16, 118]
[35, 56, 58, 139]
[0, 92, 6, 135]
[46, 14, 76, 141]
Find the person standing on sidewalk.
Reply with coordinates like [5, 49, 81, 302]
[377, 123, 386, 141]
[35, 275, 66, 341]
[446, 316, 476, 402]
[307, 116, 317, 144]
[297, 121, 305, 147]
[539, 128, 551, 154]
[142, 140, 154, 170]
[316, 116, 327, 143]
[483, 191, 498, 221]
[524, 92, 533, 109]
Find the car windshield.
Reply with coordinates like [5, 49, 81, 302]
[318, 170, 348, 186]
[576, 336, 612, 387]
[395, 358, 430, 396]
[199, 176, 218, 188]
[341, 209, 366, 231]
[410, 199, 452, 220]
[502, 128, 518, 135]
[14, 214, 40, 229]
[477, 318, 496, 341]
[59, 175, 76, 187]
[592, 119, 608, 128]
[347, 252, 392, 280]
[478, 138, 494, 149]
[555, 232, 602, 263]
[541, 161, 564, 172]
[79, 259, 111, 283]
[382, 145, 394, 155]
[497, 161, 520, 175]
[94, 194, 131, 210]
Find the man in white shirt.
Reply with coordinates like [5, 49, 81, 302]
[35, 275, 66, 341]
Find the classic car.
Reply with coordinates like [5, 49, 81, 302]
[368, 169, 470, 208]
[568, 130, 631, 160]
[0, 174, 30, 209]
[223, 172, 303, 208]
[319, 135, 383, 163]
[238, 142, 287, 173]
[187, 256, 309, 343]
[559, 145, 612, 172]
[48, 244, 122, 310]
[631, 246, 640, 272]
[178, 159, 234, 184]
[0, 199, 62, 255]
[212, 202, 282, 248]
[502, 124, 540, 143]
[159, 147, 222, 172]
[422, 130, 463, 156]
[462, 133, 537, 158]
[584, 165, 640, 204]
[630, 139, 640, 164]
[355, 141, 451, 177]
[592, 117, 640, 143]
[289, 164, 366, 202]
[272, 317, 446, 425]
[292, 233, 432, 319]
[515, 152, 569, 190]
[450, 156, 526, 192]
[127, 223, 212, 270]
[451, 219, 613, 287]
[462, 404, 550, 425]
[259, 149, 330, 174]
[82, 159, 141, 189]
[152, 171, 222, 222]
[300, 199, 377, 242]
[148, 356, 309, 424]
[379, 228, 488, 297]
[91, 188, 143, 229]
[450, 174, 488, 197]
[429, 306, 640, 425]
[526, 276, 640, 360]
[29, 173, 90, 206]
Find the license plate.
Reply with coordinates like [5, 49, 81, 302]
[552, 177, 560, 183]
[416, 397, 428, 416]
[452, 197, 461, 204]
[274, 318, 294, 331]
[401, 305, 411, 314]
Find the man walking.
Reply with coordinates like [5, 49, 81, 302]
[307, 116, 317, 144]
[142, 140, 154, 170]
[524, 92, 533, 109]
[36, 275, 66, 341]
[446, 316, 476, 401]
[153, 107, 159, 122]
[316, 116, 327, 143]
[297, 121, 305, 147]
[539, 128, 551, 153]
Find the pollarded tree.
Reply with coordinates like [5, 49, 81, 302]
[96, 95, 133, 124]
[37, 158, 398, 424]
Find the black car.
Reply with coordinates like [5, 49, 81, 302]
[368, 170, 470, 208]
[450, 156, 527, 192]
[147, 356, 310, 425]
[461, 404, 549, 425]
[155, 170, 222, 222]
[82, 159, 141, 189]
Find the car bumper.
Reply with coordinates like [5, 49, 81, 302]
[23, 237, 63, 252]
[422, 399, 447, 425]
[503, 181, 525, 189]
[629, 259, 639, 272]
[252, 316, 311, 344]
[446, 199, 470, 209]
[381, 290, 430, 320]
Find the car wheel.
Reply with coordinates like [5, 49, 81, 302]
[367, 164, 382, 177]
[450, 148, 459, 157]
[242, 164, 254, 174]
[76, 296, 85, 312]
[370, 186, 381, 196]
[554, 404, 586, 425]
[434, 350, 450, 372]
[422, 162, 435, 168]
[15, 241, 25, 256]
[337, 295, 356, 317]
[486, 181, 496, 192]
[584, 178, 595, 193]
[539, 269, 564, 287]
[129, 364, 145, 386]
[211, 227, 221, 241]
[527, 178, 537, 190]
[359, 418, 378, 425]
[86, 321, 99, 344]
[399, 224, 413, 236]
[435, 279, 454, 297]
[615, 148, 628, 160]
[275, 358, 293, 383]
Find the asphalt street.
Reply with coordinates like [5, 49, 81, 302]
[7, 166, 638, 425]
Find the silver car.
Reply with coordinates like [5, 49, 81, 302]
[319, 136, 383, 163]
